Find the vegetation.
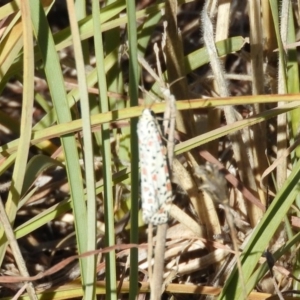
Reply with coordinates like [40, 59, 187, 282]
[0, 0, 300, 299]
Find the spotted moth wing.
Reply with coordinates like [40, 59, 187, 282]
[137, 108, 172, 225]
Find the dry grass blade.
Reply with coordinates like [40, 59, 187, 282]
[0, 198, 37, 299]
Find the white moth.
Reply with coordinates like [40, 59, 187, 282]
[137, 108, 172, 225]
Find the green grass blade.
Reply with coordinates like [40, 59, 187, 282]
[21, 154, 63, 196]
[0, 0, 35, 265]
[0, 152, 17, 177]
[246, 231, 300, 295]
[175, 102, 300, 155]
[93, 1, 117, 299]
[285, 2, 300, 157]
[14, 168, 130, 241]
[147, 36, 245, 101]
[29, 0, 89, 286]
[2, 96, 300, 158]
[65, 0, 97, 297]
[125, 0, 140, 298]
[218, 157, 300, 299]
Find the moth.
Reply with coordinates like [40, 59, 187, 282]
[137, 108, 172, 225]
